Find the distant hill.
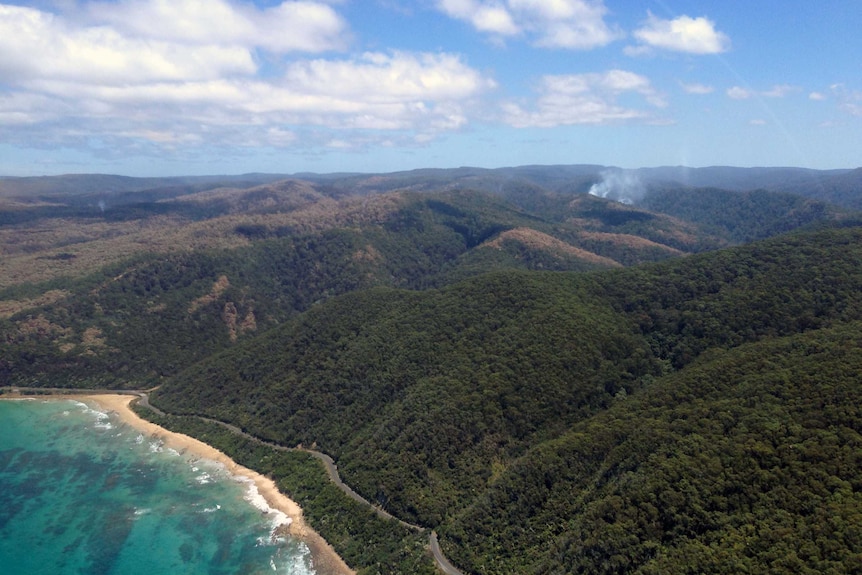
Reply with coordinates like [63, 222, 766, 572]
[0, 187, 711, 388]
[0, 173, 288, 200]
[639, 187, 850, 243]
[776, 167, 862, 210]
[1, 165, 855, 386]
[633, 165, 851, 192]
[299, 164, 861, 208]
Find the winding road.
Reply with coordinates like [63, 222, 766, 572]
[2, 387, 465, 575]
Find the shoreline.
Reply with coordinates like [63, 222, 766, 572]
[4, 393, 355, 575]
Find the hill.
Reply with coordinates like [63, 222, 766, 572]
[0, 173, 288, 201]
[6, 176, 790, 390]
[0, 187, 691, 387]
[6, 176, 851, 390]
[147, 224, 862, 573]
[444, 320, 862, 574]
[5, 162, 854, 288]
[2, 166, 861, 573]
[639, 187, 849, 243]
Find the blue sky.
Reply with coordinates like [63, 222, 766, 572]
[0, 0, 860, 176]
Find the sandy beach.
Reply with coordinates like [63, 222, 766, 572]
[26, 393, 355, 575]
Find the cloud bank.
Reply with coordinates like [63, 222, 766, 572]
[0, 1, 494, 153]
[503, 70, 666, 127]
[435, 0, 622, 49]
[629, 13, 730, 55]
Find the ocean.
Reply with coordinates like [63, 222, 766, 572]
[0, 398, 318, 575]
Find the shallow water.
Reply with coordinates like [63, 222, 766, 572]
[0, 399, 317, 575]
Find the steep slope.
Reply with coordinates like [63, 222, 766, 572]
[1, 189, 641, 387]
[443, 321, 862, 574]
[639, 186, 850, 243]
[150, 225, 862, 575]
[3, 179, 853, 391]
[152, 271, 657, 525]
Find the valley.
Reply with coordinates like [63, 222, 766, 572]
[2, 165, 861, 574]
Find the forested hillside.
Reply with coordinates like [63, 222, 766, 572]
[445, 322, 862, 574]
[2, 188, 677, 387]
[4, 180, 800, 388]
[150, 224, 862, 574]
[639, 187, 847, 243]
[2, 167, 861, 573]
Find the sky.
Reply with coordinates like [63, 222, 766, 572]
[0, 0, 860, 176]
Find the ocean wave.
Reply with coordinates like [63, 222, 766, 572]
[233, 476, 292, 543]
[70, 400, 114, 430]
[187, 459, 229, 488]
[269, 542, 316, 575]
[94, 414, 113, 430]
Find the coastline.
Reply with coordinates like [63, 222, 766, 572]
[5, 393, 355, 575]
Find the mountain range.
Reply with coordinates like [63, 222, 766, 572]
[2, 165, 861, 574]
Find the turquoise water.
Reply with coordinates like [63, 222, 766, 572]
[0, 399, 317, 575]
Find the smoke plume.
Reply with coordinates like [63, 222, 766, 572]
[588, 170, 645, 205]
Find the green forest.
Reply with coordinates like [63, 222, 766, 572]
[2, 170, 861, 574]
[143, 224, 862, 574]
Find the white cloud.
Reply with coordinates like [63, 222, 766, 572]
[0, 51, 494, 145]
[726, 84, 800, 100]
[284, 52, 493, 103]
[632, 12, 730, 54]
[89, 0, 348, 53]
[727, 86, 752, 100]
[0, 2, 496, 153]
[830, 84, 862, 117]
[0, 91, 64, 125]
[761, 84, 799, 98]
[503, 70, 665, 127]
[749, 119, 766, 125]
[680, 82, 714, 95]
[809, 92, 826, 101]
[843, 100, 862, 117]
[437, 0, 519, 35]
[0, 4, 256, 84]
[435, 0, 622, 49]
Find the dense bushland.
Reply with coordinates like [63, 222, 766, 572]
[148, 225, 862, 573]
[4, 174, 861, 573]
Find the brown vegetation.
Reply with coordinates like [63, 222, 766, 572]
[0, 289, 70, 318]
[0, 187, 405, 290]
[577, 230, 685, 254]
[485, 227, 622, 267]
[188, 275, 231, 314]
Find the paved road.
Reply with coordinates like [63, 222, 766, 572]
[2, 387, 463, 574]
[192, 414, 422, 532]
[430, 532, 464, 575]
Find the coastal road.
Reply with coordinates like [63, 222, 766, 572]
[3, 387, 464, 574]
[192, 414, 422, 531]
[430, 531, 464, 575]
[170, 411, 463, 571]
